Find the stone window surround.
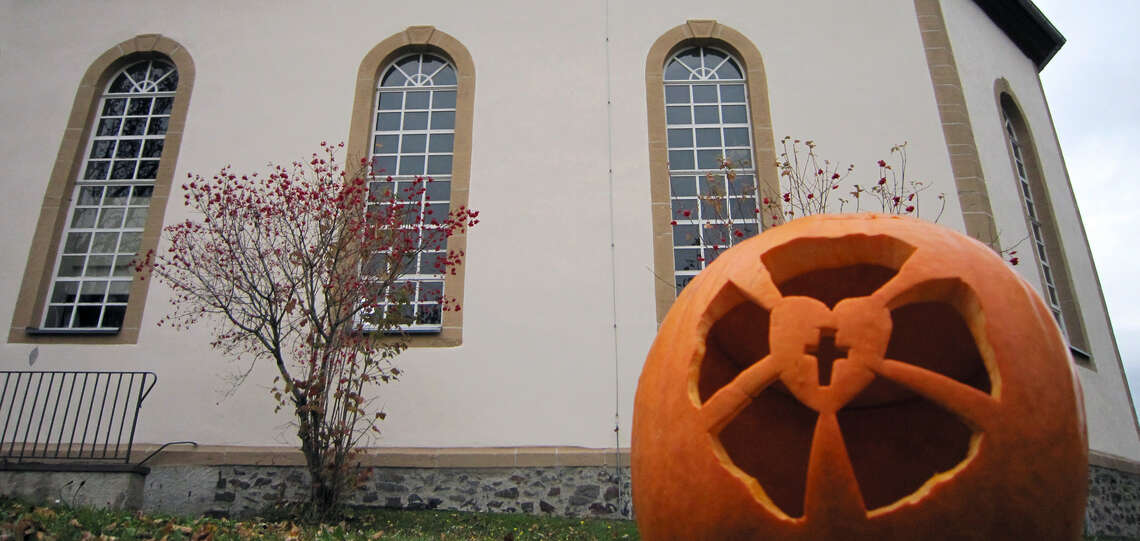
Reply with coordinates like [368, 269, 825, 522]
[914, 0, 1106, 368]
[993, 79, 1089, 358]
[917, 0, 1140, 468]
[9, 34, 195, 345]
[646, 20, 779, 325]
[347, 26, 475, 347]
[914, 0, 1001, 250]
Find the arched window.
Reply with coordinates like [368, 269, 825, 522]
[368, 53, 458, 331]
[42, 60, 178, 330]
[998, 90, 1087, 354]
[11, 35, 194, 344]
[663, 46, 760, 294]
[346, 26, 474, 346]
[645, 21, 778, 324]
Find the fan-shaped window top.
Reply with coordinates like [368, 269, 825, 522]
[108, 59, 178, 93]
[380, 53, 457, 88]
[665, 47, 744, 81]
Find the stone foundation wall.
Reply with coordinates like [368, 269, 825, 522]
[1086, 463, 1140, 539]
[3, 460, 1131, 536]
[142, 464, 633, 520]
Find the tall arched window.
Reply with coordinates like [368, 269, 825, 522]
[346, 26, 474, 346]
[368, 53, 458, 331]
[663, 46, 760, 295]
[997, 87, 1087, 355]
[646, 21, 778, 324]
[11, 35, 194, 344]
[43, 60, 178, 331]
[1003, 107, 1062, 325]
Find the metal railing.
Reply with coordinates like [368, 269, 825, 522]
[1, 371, 156, 465]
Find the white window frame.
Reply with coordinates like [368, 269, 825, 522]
[41, 60, 177, 331]
[664, 46, 761, 295]
[1002, 107, 1067, 334]
[362, 52, 458, 333]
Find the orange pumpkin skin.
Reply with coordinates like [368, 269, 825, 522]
[632, 214, 1087, 540]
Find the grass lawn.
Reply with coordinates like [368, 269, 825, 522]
[0, 497, 640, 540]
[4, 498, 1131, 540]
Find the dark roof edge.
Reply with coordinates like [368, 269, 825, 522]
[971, 0, 1066, 71]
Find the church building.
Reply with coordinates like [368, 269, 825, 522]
[2, 0, 1137, 535]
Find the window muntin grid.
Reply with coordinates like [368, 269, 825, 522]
[1003, 108, 1066, 332]
[365, 53, 456, 331]
[665, 47, 760, 295]
[42, 59, 176, 330]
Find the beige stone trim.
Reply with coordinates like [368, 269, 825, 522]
[993, 79, 1089, 359]
[1089, 451, 1140, 476]
[645, 20, 779, 324]
[347, 26, 474, 347]
[129, 445, 630, 468]
[8, 35, 195, 345]
[914, 0, 999, 248]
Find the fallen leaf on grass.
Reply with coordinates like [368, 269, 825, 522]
[189, 522, 215, 541]
[32, 508, 56, 520]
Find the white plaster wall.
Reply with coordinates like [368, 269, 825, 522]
[942, 0, 1140, 460]
[0, 0, 980, 451]
[607, 0, 961, 449]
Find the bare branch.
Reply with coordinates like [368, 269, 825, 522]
[142, 143, 478, 517]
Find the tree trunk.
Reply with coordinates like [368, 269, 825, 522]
[297, 406, 341, 520]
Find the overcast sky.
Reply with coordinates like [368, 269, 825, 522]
[1032, 0, 1140, 413]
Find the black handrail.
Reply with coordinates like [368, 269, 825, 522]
[0, 371, 156, 464]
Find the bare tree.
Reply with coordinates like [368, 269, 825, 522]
[144, 142, 478, 518]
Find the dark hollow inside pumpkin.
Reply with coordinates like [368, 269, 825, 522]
[700, 300, 814, 517]
[775, 263, 898, 308]
[699, 257, 991, 516]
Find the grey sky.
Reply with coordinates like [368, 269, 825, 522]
[1034, 0, 1140, 413]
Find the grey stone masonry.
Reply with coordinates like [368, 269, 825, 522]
[9, 460, 1119, 535]
[142, 464, 632, 519]
[1086, 463, 1140, 539]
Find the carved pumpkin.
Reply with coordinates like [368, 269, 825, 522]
[632, 214, 1087, 540]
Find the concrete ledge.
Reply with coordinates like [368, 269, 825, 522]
[1, 462, 148, 474]
[1089, 450, 1140, 475]
[130, 444, 631, 469]
[133, 444, 1135, 471]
